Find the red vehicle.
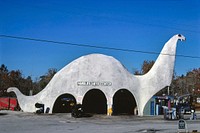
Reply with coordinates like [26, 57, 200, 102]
[0, 97, 18, 111]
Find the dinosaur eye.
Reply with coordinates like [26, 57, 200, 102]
[178, 34, 181, 37]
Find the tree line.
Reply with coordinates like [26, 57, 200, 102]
[133, 60, 200, 100]
[0, 62, 200, 100]
[0, 64, 57, 96]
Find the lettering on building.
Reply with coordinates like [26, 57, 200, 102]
[77, 81, 112, 86]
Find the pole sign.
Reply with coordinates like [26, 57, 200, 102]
[178, 119, 188, 133]
[178, 119, 185, 129]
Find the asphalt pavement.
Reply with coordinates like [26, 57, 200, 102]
[0, 110, 200, 133]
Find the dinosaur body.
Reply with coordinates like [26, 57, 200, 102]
[8, 34, 185, 116]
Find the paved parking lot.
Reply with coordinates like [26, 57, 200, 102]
[0, 110, 200, 133]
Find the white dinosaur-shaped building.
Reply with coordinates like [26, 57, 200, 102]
[8, 34, 186, 116]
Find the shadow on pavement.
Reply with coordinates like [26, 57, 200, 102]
[0, 112, 8, 116]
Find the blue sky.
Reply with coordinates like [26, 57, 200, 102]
[0, 0, 200, 80]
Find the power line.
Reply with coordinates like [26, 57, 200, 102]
[0, 34, 200, 59]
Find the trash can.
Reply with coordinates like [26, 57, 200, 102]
[163, 108, 169, 120]
[179, 108, 184, 119]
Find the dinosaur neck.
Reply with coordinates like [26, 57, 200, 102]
[147, 35, 179, 86]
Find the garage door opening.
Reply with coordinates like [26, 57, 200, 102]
[52, 94, 76, 113]
[113, 89, 137, 115]
[82, 89, 107, 114]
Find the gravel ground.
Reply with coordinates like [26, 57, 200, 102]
[0, 110, 200, 133]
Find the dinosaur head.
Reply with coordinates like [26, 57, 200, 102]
[177, 34, 186, 41]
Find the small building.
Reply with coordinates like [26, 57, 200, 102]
[144, 96, 174, 116]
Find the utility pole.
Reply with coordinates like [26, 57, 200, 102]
[167, 86, 170, 96]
